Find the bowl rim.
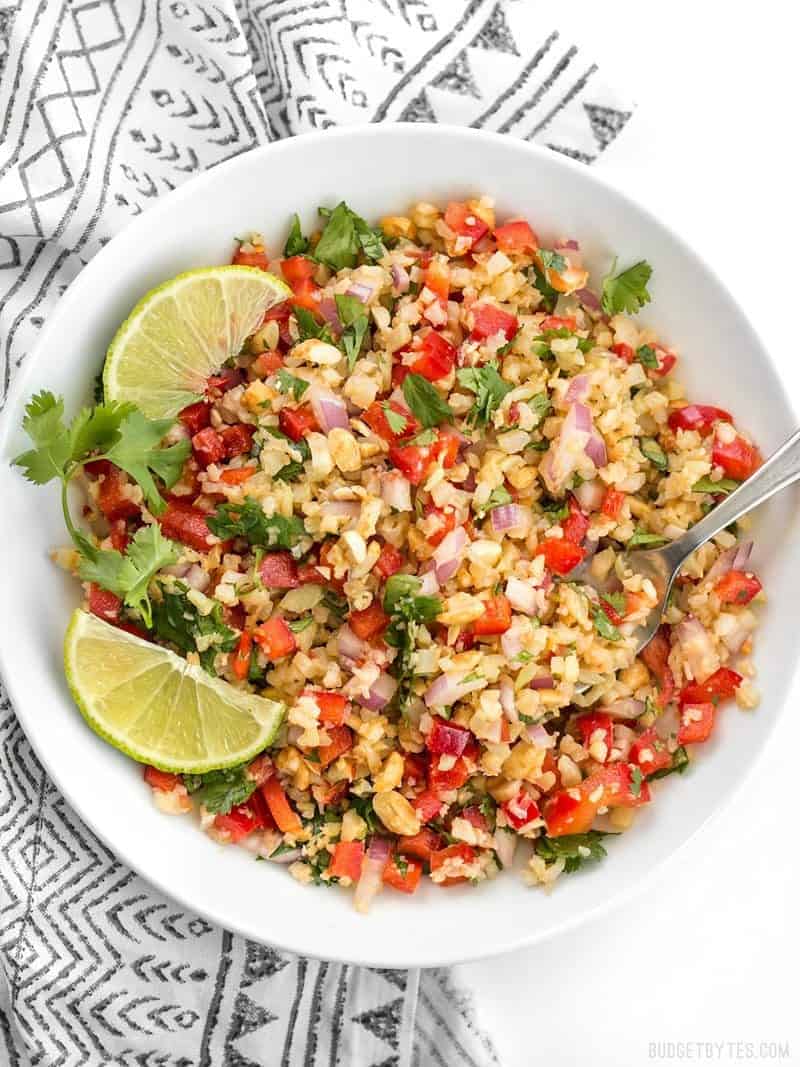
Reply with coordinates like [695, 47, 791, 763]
[1, 122, 797, 967]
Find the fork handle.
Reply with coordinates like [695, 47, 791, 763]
[664, 426, 800, 571]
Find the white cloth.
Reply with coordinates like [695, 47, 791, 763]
[0, 2, 633, 1064]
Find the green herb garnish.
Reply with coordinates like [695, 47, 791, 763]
[601, 259, 653, 316]
[402, 373, 454, 428]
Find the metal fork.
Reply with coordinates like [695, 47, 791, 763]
[575, 426, 800, 656]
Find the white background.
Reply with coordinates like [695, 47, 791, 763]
[457, 4, 800, 1065]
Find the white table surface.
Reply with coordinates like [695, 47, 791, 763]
[457, 4, 800, 1064]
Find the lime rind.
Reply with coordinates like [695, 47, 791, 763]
[64, 609, 285, 773]
[103, 266, 290, 419]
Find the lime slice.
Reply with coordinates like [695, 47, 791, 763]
[103, 265, 290, 419]
[64, 609, 285, 773]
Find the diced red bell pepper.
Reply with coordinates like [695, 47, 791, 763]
[192, 426, 226, 468]
[108, 520, 130, 552]
[158, 500, 213, 552]
[252, 350, 285, 376]
[246, 753, 274, 787]
[629, 728, 672, 777]
[679, 666, 742, 707]
[715, 570, 762, 605]
[281, 256, 320, 312]
[231, 632, 252, 681]
[220, 423, 255, 459]
[207, 368, 244, 394]
[391, 362, 411, 389]
[373, 542, 404, 580]
[260, 776, 303, 834]
[611, 342, 635, 363]
[430, 843, 476, 885]
[601, 487, 626, 519]
[253, 617, 297, 660]
[219, 466, 257, 486]
[543, 789, 598, 837]
[412, 788, 443, 825]
[424, 258, 450, 305]
[383, 854, 423, 894]
[677, 702, 716, 745]
[470, 303, 519, 342]
[576, 713, 614, 760]
[534, 539, 586, 576]
[585, 763, 651, 808]
[432, 429, 461, 469]
[259, 551, 299, 589]
[318, 724, 353, 768]
[399, 827, 445, 862]
[179, 400, 211, 435]
[423, 504, 456, 547]
[647, 345, 677, 377]
[540, 315, 577, 333]
[303, 690, 348, 727]
[561, 495, 590, 544]
[494, 219, 538, 254]
[426, 716, 471, 757]
[409, 331, 457, 381]
[471, 594, 512, 636]
[349, 601, 389, 641]
[329, 840, 364, 882]
[444, 201, 489, 246]
[668, 404, 732, 436]
[428, 754, 471, 796]
[502, 791, 541, 830]
[144, 765, 181, 792]
[402, 753, 428, 789]
[388, 441, 433, 485]
[639, 624, 675, 707]
[224, 604, 247, 631]
[88, 584, 122, 623]
[97, 465, 140, 522]
[363, 400, 418, 443]
[214, 801, 264, 843]
[279, 404, 318, 442]
[712, 432, 759, 480]
[232, 244, 269, 270]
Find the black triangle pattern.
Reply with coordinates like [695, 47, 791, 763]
[584, 103, 633, 149]
[431, 49, 482, 99]
[241, 940, 291, 988]
[352, 996, 404, 1051]
[398, 89, 437, 122]
[471, 2, 519, 56]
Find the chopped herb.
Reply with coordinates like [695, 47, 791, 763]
[531, 265, 558, 312]
[516, 650, 533, 663]
[462, 671, 482, 684]
[335, 294, 369, 371]
[526, 438, 549, 452]
[93, 370, 104, 404]
[183, 762, 257, 814]
[640, 437, 668, 470]
[270, 841, 299, 858]
[321, 588, 348, 620]
[408, 427, 438, 447]
[600, 590, 626, 614]
[248, 648, 264, 683]
[692, 476, 740, 495]
[150, 588, 237, 673]
[474, 484, 512, 518]
[635, 344, 659, 369]
[539, 249, 567, 273]
[313, 201, 385, 271]
[591, 602, 621, 642]
[629, 766, 644, 798]
[528, 393, 552, 426]
[394, 854, 409, 875]
[294, 305, 334, 344]
[601, 258, 653, 316]
[275, 369, 309, 401]
[349, 794, 380, 834]
[627, 528, 669, 549]
[518, 712, 536, 725]
[541, 496, 570, 521]
[284, 213, 309, 257]
[289, 616, 314, 632]
[383, 403, 409, 436]
[207, 498, 306, 549]
[534, 326, 573, 343]
[456, 362, 513, 427]
[577, 338, 595, 354]
[383, 575, 442, 712]
[647, 745, 690, 780]
[533, 830, 614, 874]
[402, 373, 454, 428]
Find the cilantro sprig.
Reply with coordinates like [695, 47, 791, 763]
[184, 762, 257, 814]
[275, 369, 309, 401]
[534, 830, 614, 873]
[207, 498, 306, 550]
[79, 525, 179, 627]
[601, 259, 653, 316]
[150, 587, 238, 673]
[334, 294, 369, 371]
[456, 362, 512, 426]
[313, 202, 385, 271]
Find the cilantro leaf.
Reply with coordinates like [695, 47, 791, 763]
[629, 766, 644, 798]
[207, 498, 306, 549]
[601, 259, 653, 316]
[383, 404, 409, 435]
[314, 202, 385, 271]
[408, 427, 437, 447]
[534, 831, 614, 873]
[539, 249, 567, 273]
[600, 590, 626, 614]
[275, 369, 309, 401]
[13, 391, 72, 485]
[528, 393, 552, 427]
[183, 763, 257, 814]
[150, 588, 237, 673]
[474, 485, 512, 518]
[334, 294, 369, 371]
[640, 437, 668, 471]
[692, 476, 740, 496]
[382, 575, 442, 711]
[591, 602, 621, 642]
[635, 344, 659, 369]
[531, 265, 558, 313]
[627, 528, 669, 549]
[78, 524, 179, 627]
[284, 213, 309, 257]
[402, 373, 454, 429]
[294, 305, 334, 344]
[103, 409, 190, 514]
[289, 615, 314, 633]
[647, 745, 690, 780]
[456, 362, 512, 426]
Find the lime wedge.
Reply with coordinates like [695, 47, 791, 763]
[64, 610, 284, 773]
[103, 265, 290, 419]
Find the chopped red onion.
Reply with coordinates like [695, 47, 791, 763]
[500, 620, 525, 659]
[540, 402, 591, 494]
[505, 576, 538, 615]
[163, 562, 191, 578]
[424, 670, 484, 707]
[675, 616, 717, 682]
[655, 704, 680, 741]
[492, 830, 517, 870]
[602, 697, 645, 720]
[490, 504, 525, 534]
[565, 374, 590, 404]
[354, 837, 390, 914]
[419, 566, 440, 596]
[338, 625, 366, 663]
[559, 239, 580, 252]
[390, 264, 410, 294]
[346, 282, 374, 303]
[612, 724, 636, 760]
[525, 723, 553, 746]
[530, 674, 555, 690]
[185, 564, 210, 592]
[382, 472, 412, 513]
[585, 428, 608, 468]
[317, 298, 341, 332]
[575, 287, 601, 312]
[573, 478, 606, 512]
[705, 541, 753, 584]
[308, 386, 349, 433]
[721, 613, 756, 654]
[268, 846, 302, 864]
[360, 672, 398, 711]
[499, 677, 517, 721]
[433, 526, 467, 584]
[322, 500, 361, 519]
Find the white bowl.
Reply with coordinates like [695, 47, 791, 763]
[1, 124, 798, 968]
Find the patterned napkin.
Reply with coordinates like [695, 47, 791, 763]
[0, 2, 633, 1064]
